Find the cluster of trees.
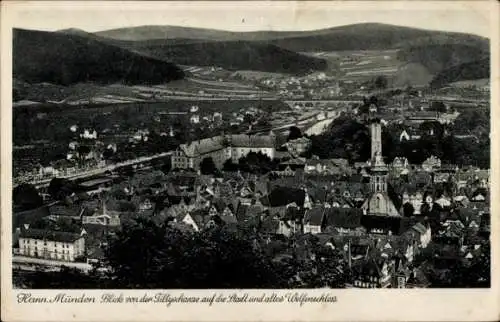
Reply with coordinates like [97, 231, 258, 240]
[415, 240, 491, 288]
[307, 116, 371, 161]
[104, 217, 284, 288]
[306, 112, 489, 168]
[287, 126, 303, 141]
[221, 152, 279, 174]
[13, 184, 43, 211]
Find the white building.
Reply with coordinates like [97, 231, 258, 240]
[18, 227, 85, 262]
[190, 115, 200, 124]
[80, 129, 98, 140]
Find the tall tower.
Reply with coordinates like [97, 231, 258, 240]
[370, 119, 382, 160]
[362, 118, 400, 218]
[369, 118, 387, 193]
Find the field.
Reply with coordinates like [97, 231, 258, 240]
[448, 78, 489, 88]
[14, 75, 275, 107]
[303, 50, 433, 87]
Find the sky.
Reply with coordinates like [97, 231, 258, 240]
[5, 1, 493, 38]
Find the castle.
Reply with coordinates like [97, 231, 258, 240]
[171, 133, 276, 170]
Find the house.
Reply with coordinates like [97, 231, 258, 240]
[82, 203, 121, 227]
[399, 128, 421, 142]
[276, 206, 302, 237]
[351, 258, 392, 288]
[285, 137, 311, 157]
[422, 156, 441, 172]
[138, 197, 153, 212]
[409, 222, 432, 248]
[405, 267, 431, 288]
[392, 257, 413, 288]
[178, 209, 212, 232]
[190, 114, 200, 124]
[47, 204, 85, 221]
[18, 226, 85, 262]
[470, 188, 488, 202]
[303, 207, 325, 234]
[392, 157, 409, 170]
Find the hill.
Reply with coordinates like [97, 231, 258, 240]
[13, 28, 185, 86]
[265, 23, 489, 52]
[103, 40, 328, 75]
[95, 23, 489, 49]
[430, 58, 490, 89]
[95, 25, 325, 42]
[96, 25, 238, 41]
[396, 41, 489, 74]
[93, 23, 489, 79]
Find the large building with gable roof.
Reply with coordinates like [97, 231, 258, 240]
[171, 133, 276, 170]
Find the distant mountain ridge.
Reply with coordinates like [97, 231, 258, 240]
[95, 23, 489, 51]
[14, 28, 185, 85]
[21, 23, 491, 87]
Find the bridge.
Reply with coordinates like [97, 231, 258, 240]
[283, 99, 362, 109]
[250, 109, 346, 136]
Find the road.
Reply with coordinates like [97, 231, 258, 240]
[13, 255, 93, 272]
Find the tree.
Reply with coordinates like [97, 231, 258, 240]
[200, 157, 217, 175]
[102, 148, 114, 160]
[402, 202, 415, 217]
[160, 161, 172, 174]
[48, 178, 76, 200]
[373, 75, 388, 90]
[238, 152, 277, 174]
[77, 145, 91, 157]
[13, 183, 43, 211]
[287, 126, 303, 141]
[308, 117, 370, 163]
[222, 159, 239, 172]
[429, 101, 447, 113]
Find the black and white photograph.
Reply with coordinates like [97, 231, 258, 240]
[7, 1, 493, 292]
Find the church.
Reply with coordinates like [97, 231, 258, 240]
[361, 118, 405, 234]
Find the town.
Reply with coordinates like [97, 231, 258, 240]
[11, 21, 490, 290]
[12, 90, 490, 289]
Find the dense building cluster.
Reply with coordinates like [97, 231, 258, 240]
[12, 114, 490, 288]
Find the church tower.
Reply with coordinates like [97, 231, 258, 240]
[369, 119, 388, 193]
[362, 118, 401, 218]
